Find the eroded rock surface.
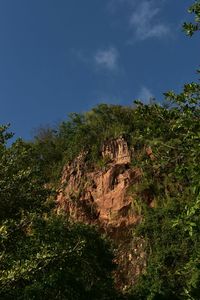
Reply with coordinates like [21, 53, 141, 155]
[56, 137, 146, 290]
[57, 137, 139, 227]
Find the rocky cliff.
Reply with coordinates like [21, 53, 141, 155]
[56, 137, 147, 290]
[57, 137, 141, 225]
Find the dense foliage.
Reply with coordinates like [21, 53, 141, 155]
[0, 2, 200, 299]
[1, 215, 116, 300]
[127, 92, 200, 299]
[0, 128, 118, 300]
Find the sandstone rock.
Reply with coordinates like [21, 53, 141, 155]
[56, 137, 146, 290]
[102, 137, 131, 164]
[56, 137, 139, 227]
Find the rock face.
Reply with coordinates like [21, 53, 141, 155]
[56, 137, 146, 290]
[57, 137, 140, 227]
[102, 137, 131, 165]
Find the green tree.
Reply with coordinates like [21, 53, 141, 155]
[0, 128, 118, 300]
[183, 1, 200, 36]
[128, 3, 200, 297]
[0, 139, 49, 220]
[0, 214, 117, 300]
[0, 124, 13, 151]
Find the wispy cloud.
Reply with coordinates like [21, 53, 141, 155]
[108, 0, 170, 41]
[94, 47, 119, 71]
[129, 1, 169, 40]
[137, 86, 154, 104]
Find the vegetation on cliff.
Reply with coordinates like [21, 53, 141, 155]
[0, 2, 200, 299]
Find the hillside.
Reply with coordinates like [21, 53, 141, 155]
[1, 94, 199, 299]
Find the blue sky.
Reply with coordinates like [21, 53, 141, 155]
[0, 0, 199, 140]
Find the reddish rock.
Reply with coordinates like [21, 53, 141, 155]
[56, 137, 139, 227]
[56, 137, 147, 290]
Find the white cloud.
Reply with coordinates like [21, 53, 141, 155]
[94, 47, 119, 71]
[137, 86, 154, 104]
[107, 0, 170, 41]
[71, 47, 120, 73]
[129, 1, 169, 40]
